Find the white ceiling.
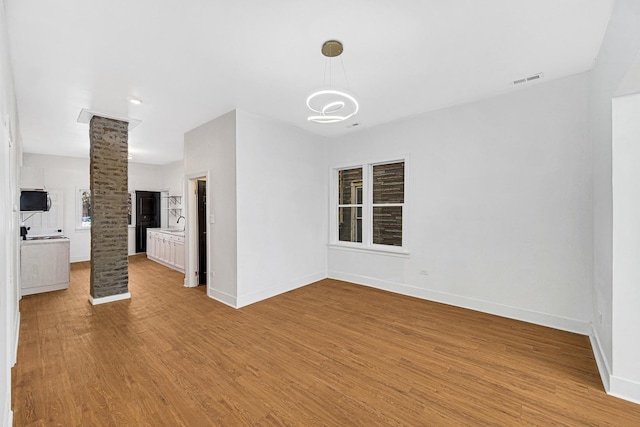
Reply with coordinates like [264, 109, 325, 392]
[6, 0, 614, 165]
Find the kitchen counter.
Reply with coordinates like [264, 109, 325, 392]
[151, 228, 185, 237]
[23, 235, 69, 242]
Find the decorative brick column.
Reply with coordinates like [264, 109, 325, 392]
[89, 116, 130, 304]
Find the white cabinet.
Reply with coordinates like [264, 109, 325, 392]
[20, 238, 70, 296]
[146, 229, 185, 273]
[174, 239, 185, 271]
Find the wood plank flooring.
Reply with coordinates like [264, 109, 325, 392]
[12, 256, 640, 426]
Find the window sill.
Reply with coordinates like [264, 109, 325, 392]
[327, 243, 410, 258]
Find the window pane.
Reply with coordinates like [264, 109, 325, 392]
[373, 206, 402, 246]
[81, 190, 92, 227]
[373, 162, 404, 204]
[339, 207, 362, 243]
[127, 193, 132, 225]
[338, 168, 363, 205]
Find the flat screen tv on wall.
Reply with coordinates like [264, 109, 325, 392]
[20, 190, 50, 212]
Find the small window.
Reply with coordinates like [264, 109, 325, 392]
[78, 189, 92, 229]
[372, 162, 404, 247]
[128, 192, 134, 225]
[338, 168, 363, 243]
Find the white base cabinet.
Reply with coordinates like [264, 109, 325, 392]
[147, 229, 185, 273]
[20, 238, 70, 296]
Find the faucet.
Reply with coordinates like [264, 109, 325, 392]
[176, 215, 185, 229]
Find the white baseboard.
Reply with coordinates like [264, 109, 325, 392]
[2, 392, 12, 427]
[591, 326, 640, 405]
[589, 325, 611, 392]
[208, 288, 237, 308]
[610, 376, 640, 405]
[328, 271, 590, 335]
[236, 271, 326, 309]
[89, 292, 131, 305]
[12, 311, 20, 366]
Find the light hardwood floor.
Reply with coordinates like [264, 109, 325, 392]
[12, 256, 640, 426]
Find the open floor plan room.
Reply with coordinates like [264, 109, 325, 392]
[4, 1, 640, 425]
[12, 257, 640, 426]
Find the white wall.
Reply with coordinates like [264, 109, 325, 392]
[0, 0, 21, 424]
[129, 161, 170, 192]
[615, 52, 640, 97]
[21, 154, 180, 261]
[184, 110, 237, 304]
[611, 93, 640, 403]
[327, 73, 593, 334]
[162, 160, 185, 197]
[161, 160, 186, 226]
[589, 0, 640, 396]
[235, 111, 327, 307]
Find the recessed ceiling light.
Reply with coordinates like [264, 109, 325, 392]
[128, 97, 143, 105]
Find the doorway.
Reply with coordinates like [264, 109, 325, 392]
[185, 172, 209, 289]
[197, 180, 207, 285]
[135, 191, 161, 253]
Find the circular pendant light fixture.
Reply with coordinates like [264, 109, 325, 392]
[307, 40, 359, 124]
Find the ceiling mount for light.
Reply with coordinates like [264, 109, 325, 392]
[307, 40, 359, 124]
[77, 108, 141, 130]
[321, 40, 343, 57]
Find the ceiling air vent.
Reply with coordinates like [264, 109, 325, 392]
[513, 72, 544, 85]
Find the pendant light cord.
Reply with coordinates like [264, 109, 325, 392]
[339, 56, 350, 91]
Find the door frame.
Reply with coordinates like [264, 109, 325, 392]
[197, 179, 207, 285]
[184, 171, 210, 289]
